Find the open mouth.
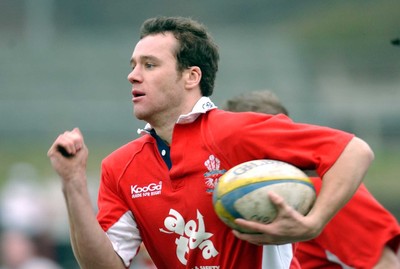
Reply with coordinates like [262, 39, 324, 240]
[134, 93, 145, 97]
[132, 90, 145, 98]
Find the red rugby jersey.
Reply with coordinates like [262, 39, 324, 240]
[296, 178, 400, 269]
[97, 98, 354, 269]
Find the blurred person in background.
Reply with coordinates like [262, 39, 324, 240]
[0, 163, 49, 234]
[0, 230, 62, 269]
[0, 163, 64, 269]
[48, 16, 373, 269]
[223, 90, 400, 269]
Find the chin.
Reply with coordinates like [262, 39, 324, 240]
[133, 110, 148, 121]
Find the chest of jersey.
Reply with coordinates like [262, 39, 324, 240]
[117, 122, 252, 267]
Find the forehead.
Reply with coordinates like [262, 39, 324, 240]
[131, 32, 178, 62]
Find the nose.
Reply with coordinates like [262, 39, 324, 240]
[127, 66, 141, 84]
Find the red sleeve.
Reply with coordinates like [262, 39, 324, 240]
[96, 139, 143, 231]
[297, 178, 400, 268]
[97, 156, 131, 231]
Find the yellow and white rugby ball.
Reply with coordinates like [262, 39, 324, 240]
[212, 159, 316, 233]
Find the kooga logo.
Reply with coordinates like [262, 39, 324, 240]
[131, 181, 162, 198]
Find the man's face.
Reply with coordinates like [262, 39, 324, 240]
[128, 33, 186, 123]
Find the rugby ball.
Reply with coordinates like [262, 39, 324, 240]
[212, 159, 316, 233]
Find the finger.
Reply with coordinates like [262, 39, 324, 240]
[267, 191, 289, 211]
[57, 133, 79, 156]
[70, 128, 85, 152]
[68, 128, 84, 152]
[48, 134, 72, 157]
[232, 229, 269, 245]
[268, 191, 301, 222]
[234, 218, 270, 234]
[57, 144, 74, 158]
[48, 128, 83, 158]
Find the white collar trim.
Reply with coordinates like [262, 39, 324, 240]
[137, 97, 217, 135]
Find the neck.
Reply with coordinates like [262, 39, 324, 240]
[152, 122, 174, 145]
[148, 94, 202, 144]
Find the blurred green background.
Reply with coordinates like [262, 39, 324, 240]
[1, 0, 399, 268]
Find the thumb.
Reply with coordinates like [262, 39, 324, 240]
[268, 191, 287, 211]
[72, 127, 83, 137]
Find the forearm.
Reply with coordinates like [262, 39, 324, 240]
[232, 137, 374, 246]
[63, 177, 125, 269]
[373, 245, 400, 269]
[47, 128, 126, 268]
[308, 137, 374, 232]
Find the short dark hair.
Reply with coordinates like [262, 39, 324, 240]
[223, 90, 289, 116]
[140, 16, 219, 97]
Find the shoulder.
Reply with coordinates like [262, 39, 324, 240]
[203, 108, 295, 140]
[205, 108, 283, 128]
[208, 108, 275, 120]
[102, 134, 154, 170]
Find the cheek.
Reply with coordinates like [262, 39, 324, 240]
[157, 88, 180, 108]
[157, 75, 182, 97]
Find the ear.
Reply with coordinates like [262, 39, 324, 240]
[184, 66, 202, 89]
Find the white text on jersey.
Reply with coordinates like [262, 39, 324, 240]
[131, 181, 162, 198]
[160, 208, 219, 265]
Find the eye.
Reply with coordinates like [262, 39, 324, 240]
[145, 62, 155, 69]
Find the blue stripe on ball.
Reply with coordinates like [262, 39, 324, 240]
[220, 179, 314, 219]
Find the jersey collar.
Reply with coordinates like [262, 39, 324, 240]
[137, 97, 217, 135]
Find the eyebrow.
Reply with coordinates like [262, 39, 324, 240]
[130, 55, 159, 68]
